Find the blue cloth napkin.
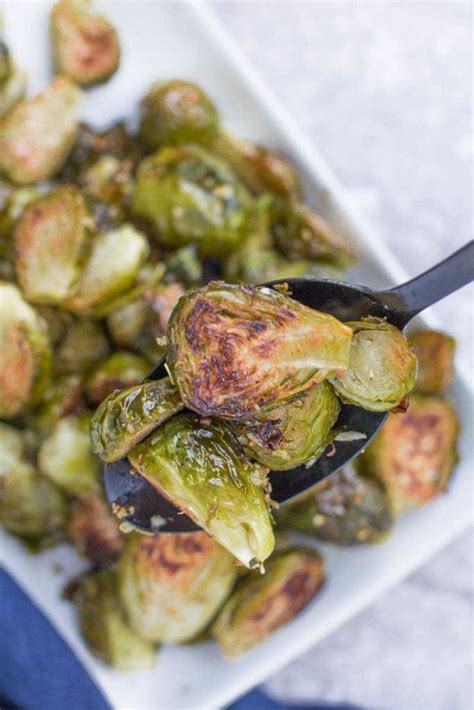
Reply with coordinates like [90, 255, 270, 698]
[0, 568, 360, 710]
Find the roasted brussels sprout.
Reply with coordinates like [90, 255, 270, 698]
[0, 422, 66, 544]
[358, 394, 459, 517]
[278, 468, 393, 544]
[106, 282, 185, 361]
[0, 184, 41, 239]
[0, 76, 82, 184]
[68, 568, 155, 670]
[38, 414, 101, 496]
[212, 548, 325, 657]
[330, 318, 417, 412]
[167, 281, 352, 419]
[128, 414, 274, 568]
[29, 375, 85, 438]
[0, 63, 27, 119]
[410, 329, 455, 395]
[224, 197, 315, 284]
[65, 490, 123, 566]
[81, 155, 134, 229]
[119, 532, 238, 643]
[90, 377, 183, 463]
[0, 282, 51, 418]
[232, 382, 340, 470]
[84, 351, 150, 406]
[139, 80, 219, 148]
[55, 317, 110, 375]
[64, 224, 149, 315]
[15, 187, 92, 303]
[214, 132, 302, 200]
[164, 244, 203, 287]
[133, 146, 252, 256]
[51, 0, 120, 86]
[271, 199, 354, 271]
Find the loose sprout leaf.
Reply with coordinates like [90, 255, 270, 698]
[167, 281, 352, 419]
[0, 76, 82, 184]
[90, 377, 184, 463]
[118, 532, 238, 643]
[128, 413, 275, 568]
[330, 318, 417, 412]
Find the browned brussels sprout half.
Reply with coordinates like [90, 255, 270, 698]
[212, 548, 325, 658]
[84, 351, 151, 406]
[38, 414, 101, 496]
[167, 281, 352, 419]
[0, 282, 51, 419]
[358, 394, 459, 517]
[0, 76, 82, 184]
[90, 377, 184, 463]
[214, 131, 302, 200]
[128, 413, 275, 568]
[68, 568, 155, 670]
[278, 468, 393, 545]
[15, 186, 92, 304]
[51, 0, 120, 86]
[65, 490, 123, 566]
[271, 198, 355, 271]
[232, 382, 340, 471]
[0, 423, 66, 544]
[409, 329, 455, 395]
[133, 146, 252, 256]
[118, 532, 238, 643]
[139, 80, 219, 148]
[330, 318, 417, 412]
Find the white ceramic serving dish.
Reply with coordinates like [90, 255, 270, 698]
[1, 2, 472, 709]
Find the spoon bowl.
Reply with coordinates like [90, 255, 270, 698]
[104, 241, 474, 534]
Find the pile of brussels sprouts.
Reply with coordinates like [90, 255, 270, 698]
[0, 0, 460, 669]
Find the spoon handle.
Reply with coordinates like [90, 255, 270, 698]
[379, 240, 474, 326]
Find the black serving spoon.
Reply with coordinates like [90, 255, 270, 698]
[104, 241, 474, 534]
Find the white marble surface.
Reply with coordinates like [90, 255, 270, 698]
[211, 3, 473, 709]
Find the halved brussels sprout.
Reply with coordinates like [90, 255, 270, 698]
[90, 377, 183, 463]
[212, 548, 325, 657]
[232, 382, 340, 470]
[409, 329, 455, 395]
[330, 318, 417, 412]
[133, 146, 252, 256]
[119, 532, 238, 643]
[0, 282, 51, 418]
[106, 282, 185, 361]
[128, 413, 275, 568]
[65, 490, 123, 566]
[15, 186, 92, 303]
[29, 375, 85, 438]
[81, 155, 134, 229]
[0, 422, 66, 543]
[38, 414, 101, 496]
[214, 132, 302, 200]
[278, 468, 393, 544]
[68, 568, 155, 670]
[357, 394, 460, 517]
[167, 281, 352, 419]
[84, 351, 150, 406]
[271, 198, 355, 271]
[55, 317, 110, 375]
[0, 76, 82, 184]
[64, 224, 149, 315]
[51, 0, 120, 86]
[139, 80, 219, 148]
[0, 64, 27, 119]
